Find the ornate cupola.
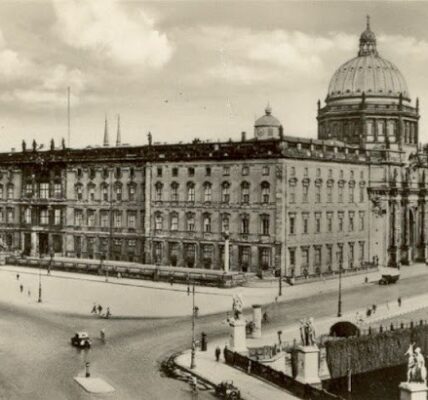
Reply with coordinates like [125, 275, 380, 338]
[254, 104, 283, 140]
[317, 16, 419, 152]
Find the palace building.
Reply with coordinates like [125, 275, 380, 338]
[0, 19, 426, 278]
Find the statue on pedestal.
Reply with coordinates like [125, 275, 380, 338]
[299, 317, 316, 346]
[406, 343, 427, 384]
[232, 294, 244, 321]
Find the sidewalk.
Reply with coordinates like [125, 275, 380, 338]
[175, 283, 428, 399]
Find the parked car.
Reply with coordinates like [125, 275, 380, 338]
[71, 332, 91, 349]
[215, 380, 240, 399]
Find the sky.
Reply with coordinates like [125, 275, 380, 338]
[1, 1, 428, 151]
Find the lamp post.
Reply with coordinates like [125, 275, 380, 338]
[190, 281, 196, 369]
[278, 267, 283, 297]
[38, 253, 42, 303]
[337, 263, 342, 317]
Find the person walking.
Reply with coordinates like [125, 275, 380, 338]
[398, 297, 402, 307]
[194, 306, 199, 318]
[91, 303, 97, 314]
[97, 304, 103, 315]
[19, 284, 23, 293]
[106, 307, 111, 319]
[215, 346, 221, 362]
[16, 273, 20, 280]
[223, 345, 228, 362]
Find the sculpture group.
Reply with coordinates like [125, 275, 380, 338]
[406, 343, 427, 385]
[300, 318, 316, 346]
[232, 294, 244, 320]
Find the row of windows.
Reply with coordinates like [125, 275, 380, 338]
[0, 184, 14, 200]
[288, 241, 365, 270]
[289, 211, 365, 234]
[154, 181, 271, 204]
[76, 167, 136, 180]
[21, 208, 63, 225]
[24, 182, 62, 199]
[81, 237, 138, 248]
[289, 167, 365, 180]
[154, 212, 271, 236]
[289, 185, 365, 204]
[0, 208, 15, 223]
[156, 165, 271, 178]
[73, 209, 139, 228]
[75, 183, 138, 202]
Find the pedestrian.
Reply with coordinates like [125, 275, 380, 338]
[98, 304, 103, 315]
[187, 285, 190, 296]
[263, 311, 269, 323]
[194, 306, 199, 318]
[372, 304, 377, 313]
[91, 303, 97, 314]
[16, 273, 19, 280]
[223, 345, 228, 362]
[19, 284, 23, 293]
[170, 276, 174, 286]
[366, 308, 371, 317]
[398, 297, 402, 307]
[106, 307, 111, 319]
[215, 346, 221, 362]
[100, 329, 106, 343]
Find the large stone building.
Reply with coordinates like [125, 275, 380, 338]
[0, 19, 426, 279]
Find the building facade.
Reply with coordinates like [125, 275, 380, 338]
[0, 20, 426, 279]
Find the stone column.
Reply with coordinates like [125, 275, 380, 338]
[252, 305, 262, 338]
[295, 345, 321, 386]
[399, 382, 428, 400]
[224, 238, 230, 272]
[229, 319, 247, 353]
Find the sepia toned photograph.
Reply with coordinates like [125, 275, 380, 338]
[2, 1, 428, 399]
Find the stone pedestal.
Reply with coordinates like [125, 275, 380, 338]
[399, 382, 428, 400]
[252, 305, 262, 338]
[295, 345, 321, 385]
[229, 319, 247, 353]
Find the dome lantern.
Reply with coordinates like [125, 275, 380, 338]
[358, 15, 378, 57]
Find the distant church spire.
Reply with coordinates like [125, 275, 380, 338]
[103, 115, 109, 147]
[116, 114, 121, 147]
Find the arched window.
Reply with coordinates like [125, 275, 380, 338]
[128, 183, 136, 201]
[115, 183, 123, 201]
[87, 183, 96, 201]
[154, 212, 163, 230]
[186, 212, 195, 231]
[221, 214, 230, 233]
[241, 181, 250, 204]
[260, 214, 270, 235]
[171, 182, 179, 202]
[101, 183, 108, 202]
[261, 182, 270, 204]
[187, 182, 195, 202]
[241, 214, 249, 234]
[203, 213, 211, 233]
[155, 182, 163, 201]
[221, 182, 230, 203]
[203, 182, 212, 202]
[170, 212, 178, 231]
[114, 167, 122, 179]
[75, 184, 83, 201]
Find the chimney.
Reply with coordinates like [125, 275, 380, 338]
[241, 131, 246, 142]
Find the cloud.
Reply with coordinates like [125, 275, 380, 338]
[52, 0, 173, 68]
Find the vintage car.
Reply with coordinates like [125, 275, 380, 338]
[215, 380, 240, 399]
[70, 331, 91, 349]
[379, 268, 400, 285]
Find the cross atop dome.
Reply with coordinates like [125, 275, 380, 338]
[358, 15, 378, 57]
[265, 102, 272, 115]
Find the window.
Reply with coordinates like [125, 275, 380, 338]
[316, 168, 321, 178]
[359, 212, 365, 231]
[360, 170, 364, 180]
[75, 184, 83, 201]
[359, 241, 365, 262]
[0, 185, 3, 199]
[223, 166, 230, 176]
[0, 208, 4, 223]
[315, 213, 321, 233]
[289, 214, 295, 235]
[114, 211, 122, 228]
[24, 208, 31, 224]
[349, 212, 354, 232]
[157, 167, 162, 177]
[130, 167, 135, 179]
[25, 183, 32, 197]
[350, 170, 354, 180]
[128, 184, 136, 201]
[315, 186, 321, 203]
[89, 168, 96, 180]
[241, 182, 250, 204]
[261, 215, 270, 235]
[359, 187, 365, 203]
[327, 186, 333, 203]
[262, 166, 270, 176]
[102, 184, 108, 201]
[303, 213, 309, 234]
[77, 168, 83, 178]
[289, 248, 296, 269]
[301, 247, 309, 268]
[88, 185, 95, 201]
[188, 167, 195, 177]
[186, 213, 195, 231]
[261, 182, 270, 203]
[203, 214, 211, 233]
[260, 248, 270, 267]
[102, 168, 109, 179]
[338, 187, 344, 203]
[304, 167, 308, 177]
[127, 212, 136, 228]
[74, 209, 83, 226]
[205, 167, 211, 176]
[54, 209, 61, 225]
[338, 212, 344, 232]
[155, 182, 163, 201]
[6, 184, 13, 200]
[349, 187, 354, 203]
[314, 247, 321, 266]
[172, 167, 178, 177]
[222, 182, 230, 203]
[87, 210, 95, 227]
[221, 215, 229, 233]
[39, 183, 49, 199]
[327, 212, 333, 233]
[6, 208, 13, 224]
[290, 167, 296, 177]
[115, 184, 122, 201]
[241, 215, 249, 234]
[171, 182, 179, 202]
[187, 182, 195, 202]
[100, 211, 109, 227]
[327, 245, 333, 267]
[289, 186, 296, 204]
[340, 170, 344, 179]
[302, 185, 309, 203]
[170, 213, 178, 231]
[349, 242, 354, 267]
[203, 182, 212, 202]
[242, 166, 249, 176]
[328, 169, 333, 178]
[128, 239, 136, 247]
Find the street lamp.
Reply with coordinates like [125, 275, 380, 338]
[190, 281, 196, 369]
[38, 253, 42, 303]
[278, 267, 283, 297]
[337, 263, 342, 317]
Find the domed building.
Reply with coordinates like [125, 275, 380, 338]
[254, 104, 283, 140]
[317, 17, 419, 151]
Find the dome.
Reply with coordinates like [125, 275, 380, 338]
[255, 104, 281, 127]
[327, 16, 410, 101]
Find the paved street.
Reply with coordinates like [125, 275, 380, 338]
[1, 265, 428, 399]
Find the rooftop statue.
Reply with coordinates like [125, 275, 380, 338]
[300, 317, 316, 346]
[232, 294, 244, 320]
[406, 343, 427, 384]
